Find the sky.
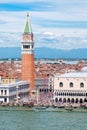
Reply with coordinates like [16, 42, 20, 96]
[0, 0, 87, 49]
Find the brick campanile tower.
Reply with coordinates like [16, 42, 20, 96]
[21, 13, 34, 96]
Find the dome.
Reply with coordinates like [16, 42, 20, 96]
[81, 66, 87, 72]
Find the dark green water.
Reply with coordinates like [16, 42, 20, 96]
[0, 111, 87, 130]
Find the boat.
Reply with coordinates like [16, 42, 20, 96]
[65, 107, 73, 111]
[58, 106, 65, 108]
[35, 106, 47, 110]
[34, 106, 47, 111]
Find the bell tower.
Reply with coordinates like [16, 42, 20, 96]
[21, 13, 34, 96]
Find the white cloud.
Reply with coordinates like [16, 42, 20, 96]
[0, 0, 87, 50]
[31, 11, 87, 21]
[0, 0, 87, 22]
[0, 28, 87, 49]
[0, 11, 26, 32]
[34, 29, 87, 50]
[0, 32, 21, 47]
[0, 11, 87, 35]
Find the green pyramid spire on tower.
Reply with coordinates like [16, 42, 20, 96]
[24, 12, 32, 34]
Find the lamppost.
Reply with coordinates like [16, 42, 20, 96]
[36, 85, 39, 105]
[16, 85, 19, 104]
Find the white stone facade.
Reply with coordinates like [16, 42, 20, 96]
[49, 72, 87, 105]
[21, 41, 34, 54]
[0, 81, 29, 103]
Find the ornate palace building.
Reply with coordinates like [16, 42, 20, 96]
[49, 67, 87, 106]
[21, 13, 34, 96]
[0, 81, 29, 103]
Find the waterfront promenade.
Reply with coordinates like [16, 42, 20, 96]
[0, 105, 87, 112]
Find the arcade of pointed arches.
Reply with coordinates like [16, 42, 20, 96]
[54, 90, 87, 103]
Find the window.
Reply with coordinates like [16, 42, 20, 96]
[63, 98, 66, 103]
[3, 80, 5, 84]
[4, 98, 7, 103]
[71, 98, 74, 103]
[4, 90, 7, 95]
[1, 90, 3, 95]
[32, 45, 33, 48]
[23, 45, 30, 49]
[55, 98, 58, 103]
[80, 82, 84, 87]
[59, 98, 62, 102]
[76, 98, 78, 103]
[80, 98, 83, 103]
[59, 82, 63, 87]
[69, 82, 73, 87]
[6, 80, 8, 83]
[67, 98, 70, 103]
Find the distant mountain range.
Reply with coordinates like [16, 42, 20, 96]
[0, 47, 87, 59]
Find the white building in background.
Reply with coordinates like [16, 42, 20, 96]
[49, 67, 87, 105]
[0, 81, 29, 103]
[35, 78, 49, 89]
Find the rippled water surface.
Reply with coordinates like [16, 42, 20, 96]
[0, 110, 87, 130]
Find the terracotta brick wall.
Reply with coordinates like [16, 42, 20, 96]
[22, 54, 34, 93]
[23, 34, 33, 41]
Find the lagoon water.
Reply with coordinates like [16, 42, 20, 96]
[0, 110, 87, 130]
